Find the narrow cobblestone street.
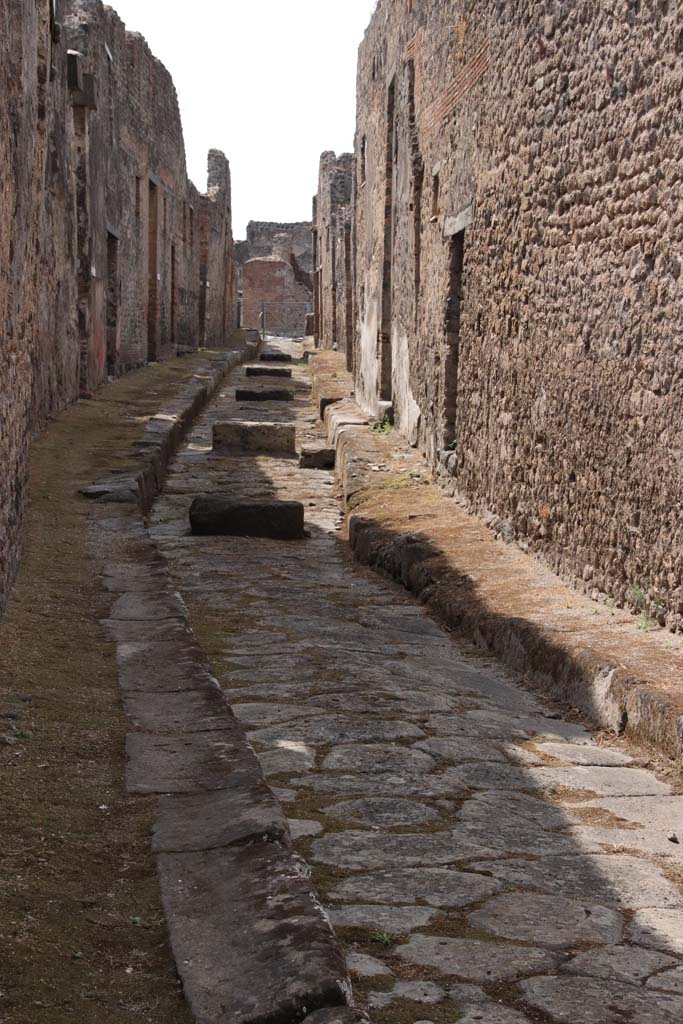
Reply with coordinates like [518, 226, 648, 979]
[149, 341, 683, 1024]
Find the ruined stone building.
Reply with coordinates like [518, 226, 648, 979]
[237, 221, 314, 337]
[0, 0, 236, 618]
[312, 152, 354, 367]
[314, 0, 683, 631]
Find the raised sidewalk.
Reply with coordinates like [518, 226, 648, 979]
[310, 351, 683, 765]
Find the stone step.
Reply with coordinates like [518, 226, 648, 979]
[300, 446, 336, 470]
[189, 496, 305, 539]
[260, 352, 293, 363]
[236, 388, 294, 402]
[212, 420, 296, 454]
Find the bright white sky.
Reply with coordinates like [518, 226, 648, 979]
[108, 0, 376, 238]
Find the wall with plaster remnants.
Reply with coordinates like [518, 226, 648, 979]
[350, 0, 683, 629]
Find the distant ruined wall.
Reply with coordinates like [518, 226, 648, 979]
[313, 152, 354, 367]
[351, 0, 683, 630]
[244, 221, 314, 274]
[199, 150, 238, 347]
[242, 258, 313, 337]
[0, 0, 236, 619]
[237, 220, 314, 336]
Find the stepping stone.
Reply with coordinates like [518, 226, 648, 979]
[246, 366, 292, 378]
[326, 904, 437, 933]
[520, 975, 683, 1024]
[260, 352, 292, 363]
[300, 447, 336, 469]
[396, 935, 556, 982]
[213, 420, 296, 454]
[189, 496, 305, 540]
[236, 388, 294, 402]
[324, 797, 439, 827]
[332, 867, 501, 909]
[468, 893, 623, 947]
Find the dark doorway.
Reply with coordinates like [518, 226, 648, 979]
[147, 180, 158, 361]
[106, 231, 119, 375]
[170, 243, 177, 352]
[444, 229, 465, 448]
[379, 77, 396, 402]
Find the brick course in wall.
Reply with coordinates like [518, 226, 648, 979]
[0, 0, 236, 618]
[346, 0, 683, 631]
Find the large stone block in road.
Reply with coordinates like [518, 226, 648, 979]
[158, 844, 350, 1024]
[236, 388, 294, 402]
[190, 496, 305, 539]
[246, 365, 292, 378]
[213, 420, 296, 454]
[260, 352, 293, 363]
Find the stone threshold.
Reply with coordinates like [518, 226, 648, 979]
[86, 342, 361, 1024]
[309, 351, 683, 766]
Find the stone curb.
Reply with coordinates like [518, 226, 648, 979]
[309, 353, 683, 764]
[89, 348, 354, 1023]
[81, 339, 260, 513]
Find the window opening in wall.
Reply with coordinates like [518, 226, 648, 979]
[432, 173, 440, 218]
[106, 232, 119, 376]
[379, 76, 396, 402]
[443, 229, 465, 448]
[360, 136, 367, 185]
[147, 180, 159, 361]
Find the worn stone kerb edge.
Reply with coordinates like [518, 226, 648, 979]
[81, 341, 260, 512]
[92, 344, 355, 1024]
[308, 355, 683, 765]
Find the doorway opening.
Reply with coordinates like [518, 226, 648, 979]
[444, 229, 465, 448]
[106, 232, 119, 375]
[379, 77, 396, 402]
[147, 180, 158, 361]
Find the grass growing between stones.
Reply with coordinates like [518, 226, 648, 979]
[0, 356, 218, 1024]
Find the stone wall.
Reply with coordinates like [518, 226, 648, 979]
[352, 0, 683, 630]
[0, 1, 78, 620]
[313, 152, 354, 367]
[0, 0, 236, 619]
